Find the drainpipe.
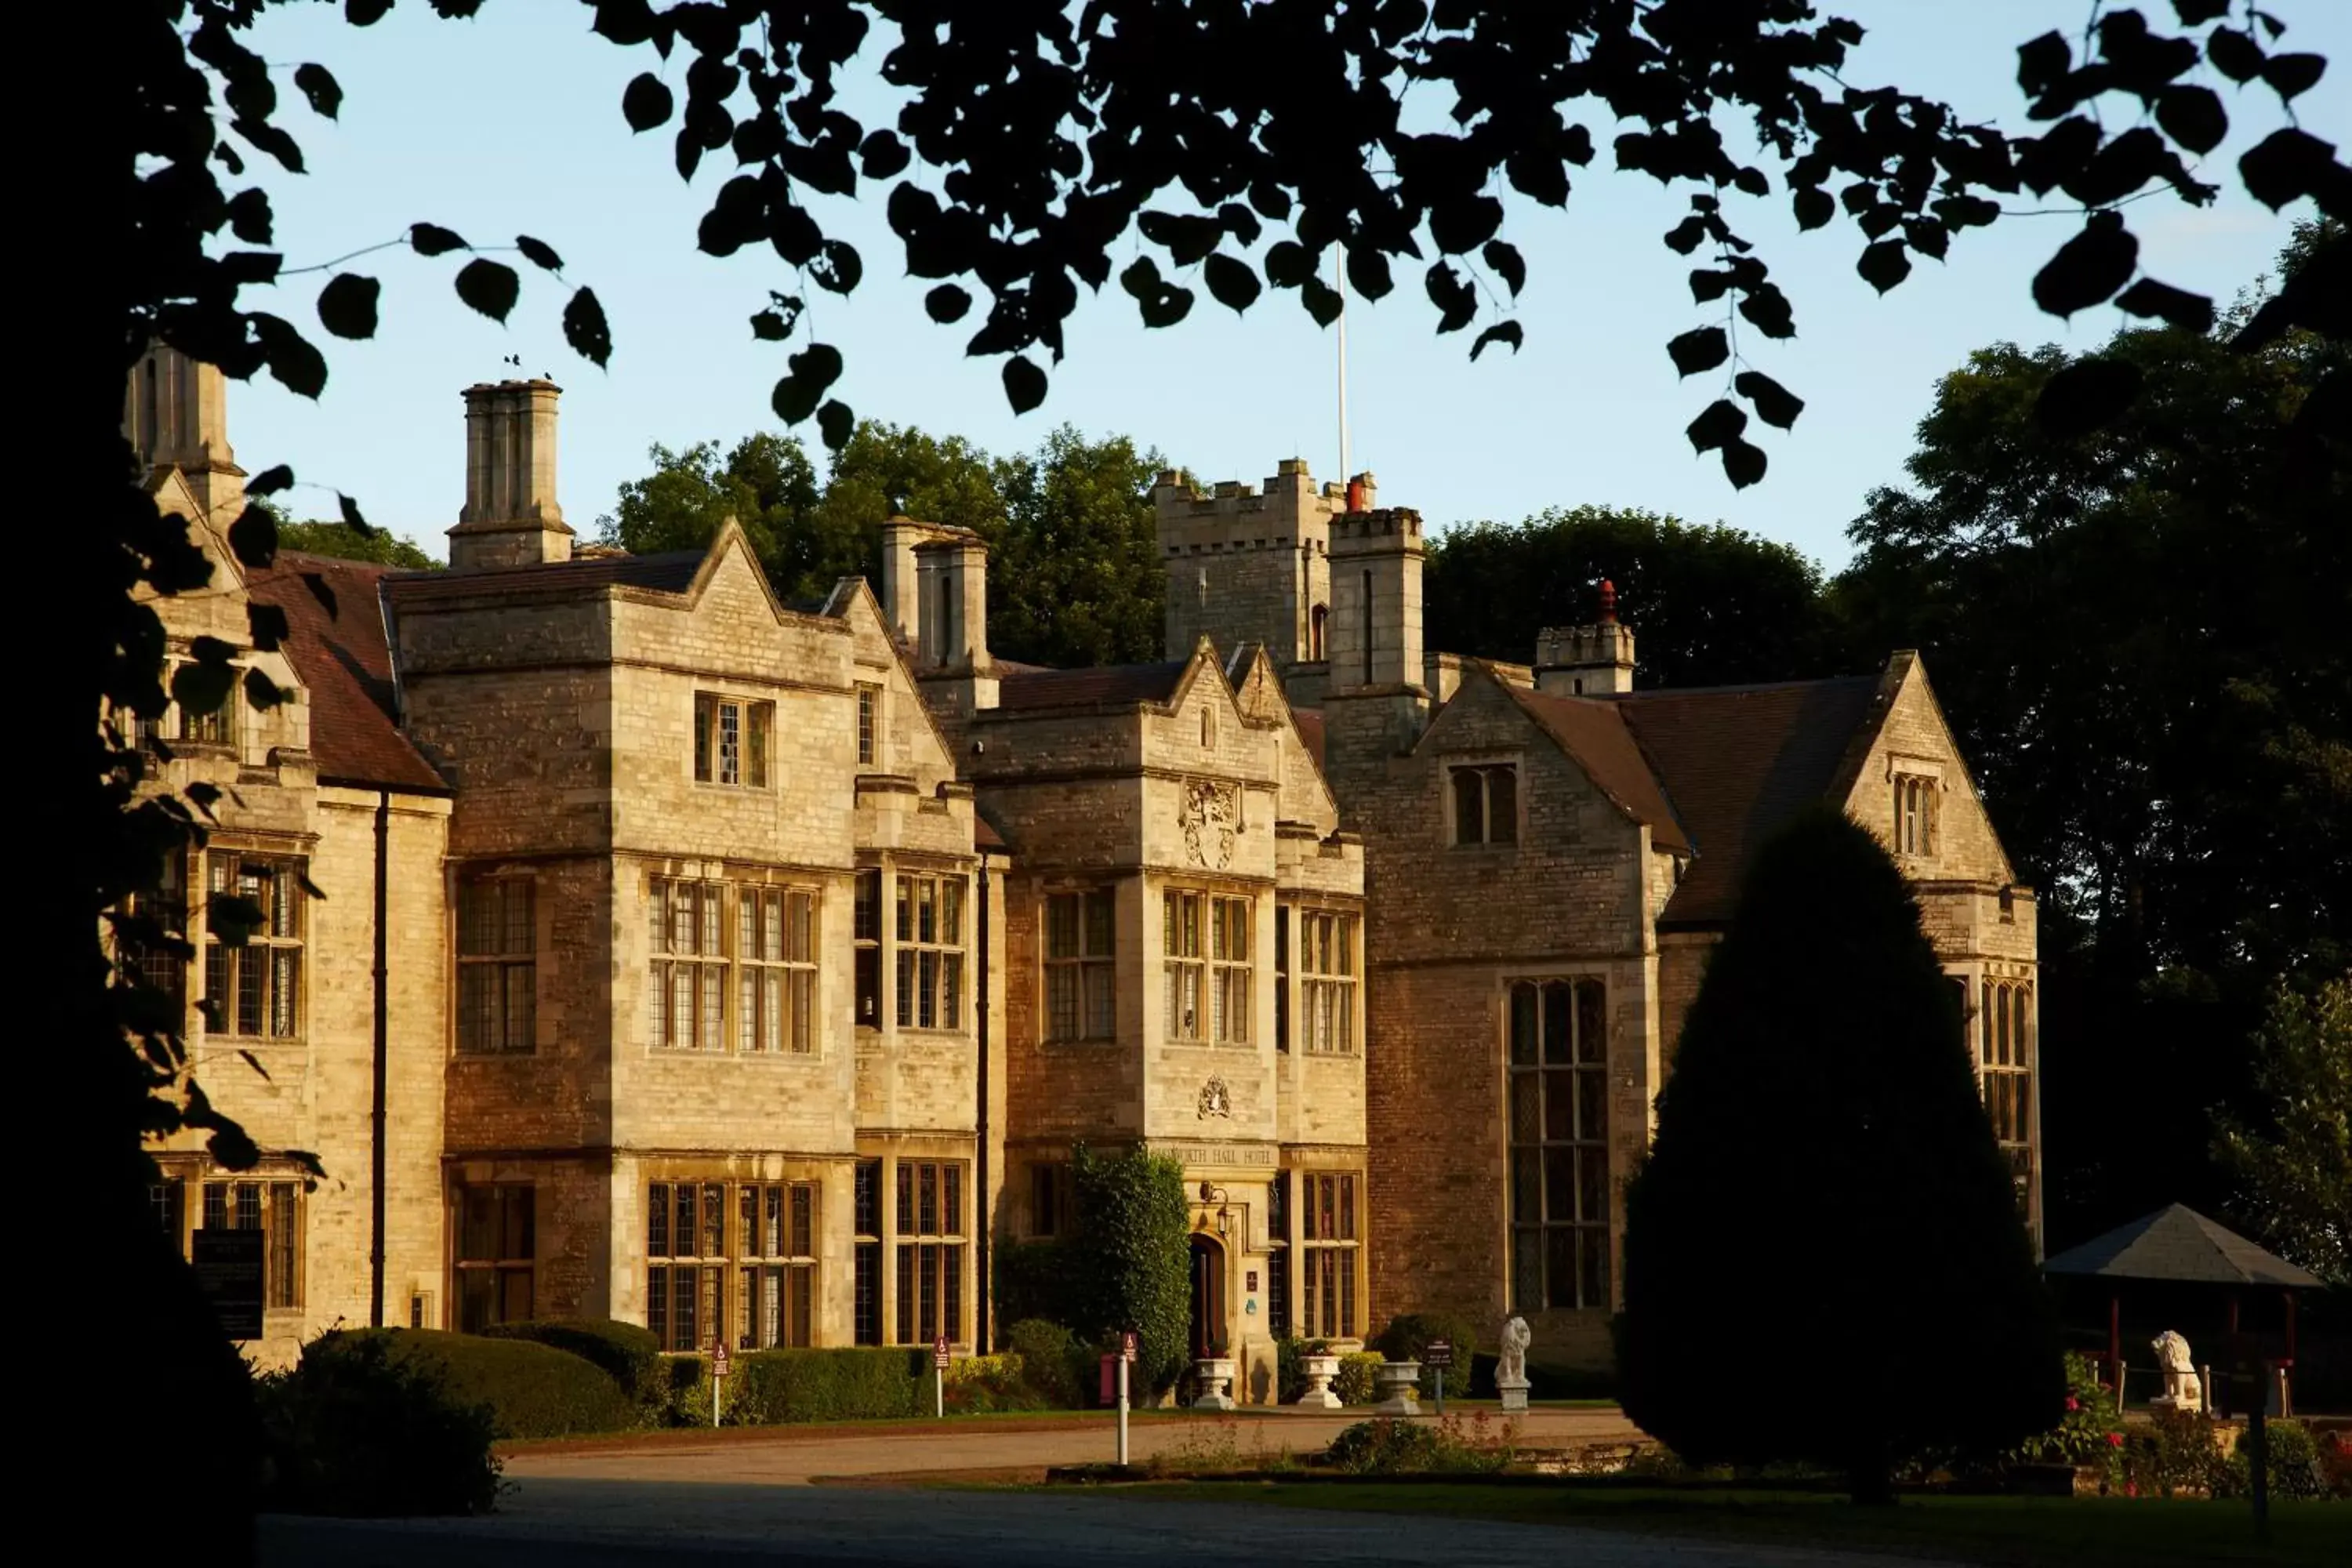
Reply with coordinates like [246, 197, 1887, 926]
[975, 846, 993, 1352]
[368, 789, 390, 1327]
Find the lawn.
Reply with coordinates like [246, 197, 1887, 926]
[1125, 1480, 2350, 1568]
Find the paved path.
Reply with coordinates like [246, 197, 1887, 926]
[503, 1406, 1644, 1486]
[263, 1483, 1961, 1568]
[260, 1410, 1966, 1567]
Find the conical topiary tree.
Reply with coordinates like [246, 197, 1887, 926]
[1617, 806, 2061, 1501]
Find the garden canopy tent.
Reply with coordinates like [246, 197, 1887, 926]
[2042, 1204, 2322, 1288]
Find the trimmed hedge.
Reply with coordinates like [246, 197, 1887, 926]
[480, 1319, 662, 1405]
[338, 1328, 638, 1439]
[726, 1348, 927, 1425]
[259, 1330, 502, 1516]
[1005, 1319, 1091, 1408]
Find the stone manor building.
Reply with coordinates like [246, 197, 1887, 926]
[125, 347, 2036, 1389]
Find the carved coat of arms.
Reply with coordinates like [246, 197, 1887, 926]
[1196, 1076, 1232, 1120]
[1180, 779, 1239, 869]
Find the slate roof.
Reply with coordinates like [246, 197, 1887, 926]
[1507, 688, 1693, 855]
[1613, 676, 1884, 927]
[245, 554, 449, 795]
[993, 660, 1192, 713]
[382, 547, 708, 603]
[2041, 1204, 2325, 1288]
[1292, 709, 1327, 773]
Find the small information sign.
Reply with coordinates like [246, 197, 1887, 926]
[193, 1229, 266, 1341]
[934, 1334, 952, 1370]
[1120, 1330, 1138, 1363]
[1424, 1338, 1454, 1369]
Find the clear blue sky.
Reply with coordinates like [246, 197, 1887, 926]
[227, 2, 2347, 572]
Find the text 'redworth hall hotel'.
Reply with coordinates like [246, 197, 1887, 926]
[122, 344, 2039, 1392]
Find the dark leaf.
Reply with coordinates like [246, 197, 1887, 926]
[771, 343, 845, 423]
[454, 259, 521, 323]
[1346, 246, 1393, 302]
[812, 240, 863, 295]
[1003, 355, 1047, 415]
[515, 235, 564, 273]
[409, 222, 468, 256]
[316, 272, 380, 339]
[2170, 1, 2230, 22]
[1264, 241, 1314, 289]
[1429, 194, 1504, 256]
[1666, 325, 1730, 378]
[564, 286, 612, 368]
[1140, 285, 1195, 330]
[246, 602, 290, 653]
[243, 666, 285, 713]
[294, 63, 343, 120]
[817, 398, 855, 450]
[1425, 262, 1477, 332]
[252, 314, 327, 399]
[238, 1050, 274, 1083]
[1203, 254, 1261, 314]
[246, 464, 295, 498]
[1482, 240, 1526, 298]
[2032, 212, 2139, 317]
[622, 73, 674, 132]
[1300, 276, 1344, 328]
[2016, 31, 2071, 96]
[228, 507, 278, 571]
[2154, 85, 2227, 155]
[2206, 27, 2264, 83]
[227, 187, 274, 245]
[172, 660, 237, 724]
[924, 285, 973, 324]
[347, 0, 394, 21]
[1662, 216, 1708, 255]
[337, 493, 372, 534]
[1732, 166, 1769, 198]
[1720, 438, 1766, 490]
[2263, 53, 2326, 102]
[1469, 321, 1523, 361]
[1737, 285, 1796, 339]
[2114, 278, 2216, 335]
[2035, 355, 2144, 437]
[1791, 187, 1834, 231]
[1903, 219, 1950, 262]
[2238, 129, 2337, 211]
[1686, 397, 1748, 454]
[232, 118, 306, 174]
[1856, 241, 1912, 294]
[1734, 370, 1806, 430]
[859, 130, 911, 180]
[2251, 9, 2286, 40]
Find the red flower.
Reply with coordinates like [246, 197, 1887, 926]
[2066, 1396, 2080, 1412]
[2107, 1432, 2125, 1447]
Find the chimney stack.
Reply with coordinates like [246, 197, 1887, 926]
[1534, 579, 1636, 697]
[125, 343, 246, 525]
[447, 379, 572, 569]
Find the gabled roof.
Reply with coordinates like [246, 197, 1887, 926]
[246, 554, 449, 795]
[1292, 708, 1327, 773]
[2042, 1204, 2324, 1288]
[1506, 686, 1692, 855]
[1615, 676, 1883, 927]
[993, 660, 1192, 713]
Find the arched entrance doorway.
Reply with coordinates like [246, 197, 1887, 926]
[1188, 1232, 1226, 1359]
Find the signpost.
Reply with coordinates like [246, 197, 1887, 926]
[1424, 1338, 1454, 1417]
[191, 1229, 266, 1341]
[710, 1339, 731, 1427]
[1116, 1330, 1138, 1468]
[934, 1334, 951, 1419]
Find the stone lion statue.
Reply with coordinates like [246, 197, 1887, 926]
[2151, 1330, 2201, 1411]
[1497, 1316, 1532, 1384]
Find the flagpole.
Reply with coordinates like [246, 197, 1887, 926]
[1335, 246, 1351, 486]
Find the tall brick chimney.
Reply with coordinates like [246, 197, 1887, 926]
[125, 343, 247, 525]
[447, 379, 572, 569]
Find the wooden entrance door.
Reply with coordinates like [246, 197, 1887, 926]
[1188, 1234, 1225, 1357]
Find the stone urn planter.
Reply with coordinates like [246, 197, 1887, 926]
[1192, 1356, 1237, 1410]
[1294, 1353, 1342, 1409]
[1374, 1359, 1422, 1416]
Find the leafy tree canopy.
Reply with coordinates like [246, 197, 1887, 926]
[1831, 221, 2350, 1240]
[1618, 808, 2061, 1501]
[1427, 506, 1834, 688]
[604, 422, 1166, 666]
[250, 499, 441, 571]
[2215, 975, 2351, 1287]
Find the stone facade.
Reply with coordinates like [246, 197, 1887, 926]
[125, 347, 2030, 1390]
